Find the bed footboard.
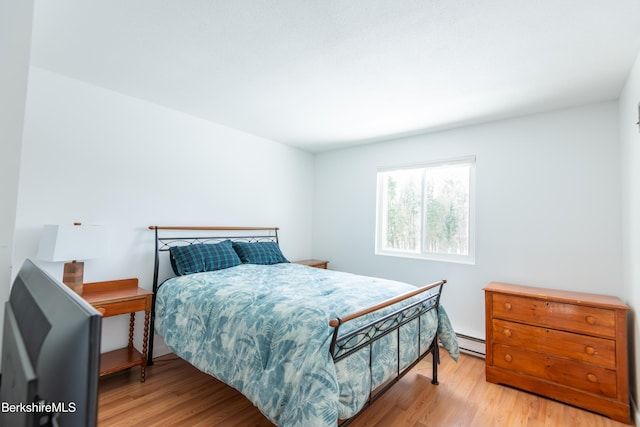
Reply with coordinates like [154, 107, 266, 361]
[329, 279, 446, 426]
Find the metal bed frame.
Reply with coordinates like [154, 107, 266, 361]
[147, 226, 446, 426]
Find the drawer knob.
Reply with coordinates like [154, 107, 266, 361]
[503, 329, 512, 337]
[585, 346, 596, 355]
[504, 354, 512, 363]
[585, 315, 596, 325]
[97, 307, 106, 315]
[504, 302, 512, 310]
[586, 373, 598, 383]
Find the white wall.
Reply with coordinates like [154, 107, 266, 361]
[620, 49, 640, 417]
[313, 102, 622, 340]
[0, 0, 34, 355]
[14, 67, 315, 355]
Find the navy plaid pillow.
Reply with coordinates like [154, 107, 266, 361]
[232, 241, 289, 265]
[169, 240, 242, 275]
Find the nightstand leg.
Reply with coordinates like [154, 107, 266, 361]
[140, 310, 150, 382]
[128, 312, 135, 349]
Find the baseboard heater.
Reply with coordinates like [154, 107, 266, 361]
[455, 333, 485, 358]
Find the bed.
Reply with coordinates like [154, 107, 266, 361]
[147, 226, 459, 426]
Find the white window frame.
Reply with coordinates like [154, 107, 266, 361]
[375, 156, 476, 264]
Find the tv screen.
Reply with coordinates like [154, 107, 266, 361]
[0, 259, 102, 427]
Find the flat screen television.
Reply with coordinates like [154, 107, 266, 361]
[0, 259, 102, 427]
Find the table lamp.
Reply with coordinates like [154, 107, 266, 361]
[37, 223, 107, 295]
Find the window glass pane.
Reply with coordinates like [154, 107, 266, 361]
[376, 156, 475, 264]
[424, 164, 470, 255]
[381, 169, 422, 252]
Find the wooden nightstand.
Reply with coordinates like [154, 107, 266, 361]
[83, 278, 153, 382]
[294, 259, 329, 269]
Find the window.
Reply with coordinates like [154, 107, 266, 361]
[376, 156, 475, 264]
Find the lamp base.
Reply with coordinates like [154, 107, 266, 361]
[63, 260, 84, 295]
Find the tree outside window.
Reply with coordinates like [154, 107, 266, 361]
[376, 157, 475, 264]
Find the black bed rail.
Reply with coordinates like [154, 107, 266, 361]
[329, 279, 446, 426]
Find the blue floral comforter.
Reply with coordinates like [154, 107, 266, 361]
[155, 263, 458, 426]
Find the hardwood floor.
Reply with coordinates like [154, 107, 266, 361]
[98, 352, 632, 426]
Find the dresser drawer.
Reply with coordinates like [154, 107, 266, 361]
[492, 293, 616, 338]
[492, 343, 617, 398]
[492, 319, 616, 368]
[93, 298, 148, 317]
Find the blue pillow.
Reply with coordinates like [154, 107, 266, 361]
[169, 240, 242, 275]
[232, 241, 289, 265]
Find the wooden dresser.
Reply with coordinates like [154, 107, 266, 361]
[484, 282, 630, 424]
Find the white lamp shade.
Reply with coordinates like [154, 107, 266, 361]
[37, 224, 107, 262]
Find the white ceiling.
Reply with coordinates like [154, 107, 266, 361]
[30, 0, 640, 153]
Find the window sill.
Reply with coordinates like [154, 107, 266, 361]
[375, 249, 476, 265]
